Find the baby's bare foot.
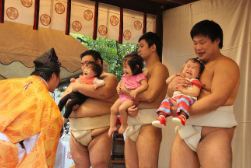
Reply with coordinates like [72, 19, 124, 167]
[118, 125, 127, 134]
[108, 126, 117, 137]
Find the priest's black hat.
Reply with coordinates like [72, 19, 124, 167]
[33, 48, 61, 72]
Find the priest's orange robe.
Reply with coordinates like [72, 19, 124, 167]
[0, 75, 63, 168]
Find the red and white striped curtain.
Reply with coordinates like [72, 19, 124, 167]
[97, 3, 120, 41]
[39, 0, 67, 31]
[2, 0, 156, 44]
[70, 0, 95, 36]
[4, 0, 35, 26]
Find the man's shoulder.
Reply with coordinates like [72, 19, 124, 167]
[215, 55, 239, 69]
[101, 72, 117, 79]
[152, 62, 168, 73]
[0, 77, 27, 83]
[216, 55, 237, 64]
[145, 62, 169, 80]
[100, 72, 118, 85]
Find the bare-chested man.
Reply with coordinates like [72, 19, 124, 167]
[169, 20, 240, 168]
[61, 50, 118, 168]
[121, 32, 169, 168]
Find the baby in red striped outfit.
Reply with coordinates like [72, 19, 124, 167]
[152, 58, 204, 127]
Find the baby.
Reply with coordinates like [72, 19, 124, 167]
[152, 58, 204, 126]
[108, 52, 148, 137]
[58, 61, 105, 123]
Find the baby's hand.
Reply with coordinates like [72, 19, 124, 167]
[70, 78, 76, 83]
[117, 86, 121, 94]
[175, 84, 181, 91]
[176, 85, 186, 93]
[93, 84, 98, 90]
[130, 90, 138, 99]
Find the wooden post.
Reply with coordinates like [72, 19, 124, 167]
[93, 1, 98, 40]
[0, 0, 4, 23]
[143, 13, 146, 34]
[65, 0, 71, 35]
[118, 7, 123, 44]
[33, 0, 40, 30]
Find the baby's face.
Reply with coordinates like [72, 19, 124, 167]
[83, 66, 96, 78]
[123, 61, 133, 77]
[182, 60, 200, 79]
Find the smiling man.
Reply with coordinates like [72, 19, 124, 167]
[168, 20, 240, 168]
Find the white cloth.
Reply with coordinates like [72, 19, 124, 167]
[54, 138, 66, 168]
[69, 114, 110, 146]
[93, 77, 106, 86]
[23, 133, 40, 154]
[0, 132, 40, 163]
[125, 108, 158, 142]
[177, 106, 237, 151]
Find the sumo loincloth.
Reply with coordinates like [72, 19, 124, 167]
[176, 106, 237, 152]
[69, 114, 110, 146]
[125, 109, 158, 142]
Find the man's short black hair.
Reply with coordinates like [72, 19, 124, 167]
[31, 71, 60, 81]
[190, 20, 223, 49]
[138, 32, 163, 62]
[80, 50, 103, 65]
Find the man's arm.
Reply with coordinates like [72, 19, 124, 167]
[93, 83, 104, 90]
[93, 78, 106, 90]
[61, 78, 83, 98]
[130, 79, 148, 99]
[167, 76, 191, 97]
[189, 58, 240, 115]
[72, 73, 118, 100]
[166, 73, 178, 84]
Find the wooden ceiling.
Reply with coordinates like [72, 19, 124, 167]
[90, 0, 198, 14]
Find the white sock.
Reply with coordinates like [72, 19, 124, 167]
[180, 114, 187, 120]
[159, 114, 165, 118]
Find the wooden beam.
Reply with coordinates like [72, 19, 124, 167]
[90, 0, 161, 15]
[166, 0, 198, 4]
[151, 0, 198, 5]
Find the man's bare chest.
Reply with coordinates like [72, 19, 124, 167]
[199, 66, 214, 93]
